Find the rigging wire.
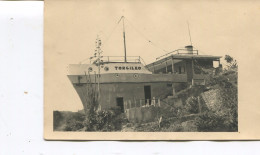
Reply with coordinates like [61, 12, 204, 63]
[79, 18, 122, 64]
[102, 17, 122, 47]
[79, 16, 171, 63]
[79, 56, 91, 64]
[124, 18, 170, 53]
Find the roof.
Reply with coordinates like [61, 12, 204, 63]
[170, 54, 222, 59]
[146, 54, 222, 67]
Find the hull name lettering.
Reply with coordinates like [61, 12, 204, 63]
[115, 66, 142, 70]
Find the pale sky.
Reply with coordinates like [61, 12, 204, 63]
[45, 0, 260, 111]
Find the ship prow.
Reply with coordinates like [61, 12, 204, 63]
[67, 56, 152, 76]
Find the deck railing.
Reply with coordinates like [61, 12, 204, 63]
[90, 56, 146, 64]
[123, 97, 161, 112]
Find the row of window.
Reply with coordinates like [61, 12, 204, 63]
[153, 65, 186, 74]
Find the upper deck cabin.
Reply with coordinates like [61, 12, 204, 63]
[145, 46, 222, 84]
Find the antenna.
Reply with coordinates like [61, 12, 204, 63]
[122, 16, 127, 62]
[187, 21, 193, 46]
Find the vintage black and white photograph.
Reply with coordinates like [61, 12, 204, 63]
[3, 1, 260, 153]
[43, 0, 260, 140]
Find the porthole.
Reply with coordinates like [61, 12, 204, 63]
[88, 67, 93, 72]
[133, 74, 139, 78]
[115, 73, 119, 77]
[104, 66, 109, 71]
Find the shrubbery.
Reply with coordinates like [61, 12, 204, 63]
[84, 107, 125, 131]
[53, 111, 85, 131]
[195, 111, 226, 131]
[53, 111, 63, 130]
[64, 112, 85, 131]
[53, 107, 125, 131]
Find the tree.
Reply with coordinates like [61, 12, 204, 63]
[224, 55, 237, 69]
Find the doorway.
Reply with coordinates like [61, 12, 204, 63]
[144, 85, 152, 105]
[116, 97, 124, 113]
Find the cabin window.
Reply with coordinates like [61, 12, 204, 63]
[178, 66, 182, 74]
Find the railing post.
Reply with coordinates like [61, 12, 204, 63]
[158, 98, 160, 107]
[198, 96, 201, 114]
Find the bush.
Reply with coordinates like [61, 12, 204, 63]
[84, 107, 125, 131]
[64, 112, 85, 131]
[53, 111, 63, 130]
[195, 111, 226, 132]
[224, 55, 237, 69]
[64, 121, 84, 131]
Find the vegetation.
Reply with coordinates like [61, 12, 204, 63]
[84, 107, 125, 131]
[194, 55, 238, 132]
[53, 110, 85, 131]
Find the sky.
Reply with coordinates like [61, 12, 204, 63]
[45, 0, 260, 111]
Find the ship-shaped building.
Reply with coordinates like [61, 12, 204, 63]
[67, 17, 222, 113]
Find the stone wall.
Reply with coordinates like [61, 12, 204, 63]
[125, 106, 158, 123]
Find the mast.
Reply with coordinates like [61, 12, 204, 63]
[122, 16, 127, 62]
